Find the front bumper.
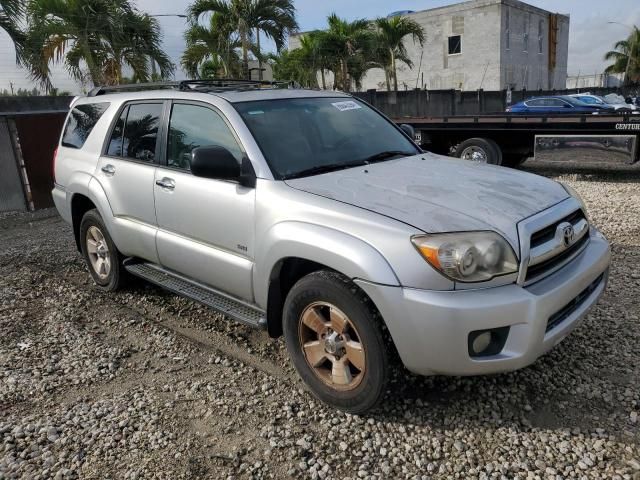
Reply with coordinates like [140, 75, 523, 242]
[356, 230, 610, 376]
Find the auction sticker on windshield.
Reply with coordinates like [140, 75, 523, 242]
[332, 101, 362, 112]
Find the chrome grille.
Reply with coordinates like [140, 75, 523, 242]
[521, 208, 590, 285]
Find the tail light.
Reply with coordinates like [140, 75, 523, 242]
[53, 147, 58, 184]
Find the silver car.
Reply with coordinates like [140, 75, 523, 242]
[52, 82, 611, 413]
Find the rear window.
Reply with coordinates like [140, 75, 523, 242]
[61, 103, 109, 149]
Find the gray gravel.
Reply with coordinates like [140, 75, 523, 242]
[1, 160, 639, 479]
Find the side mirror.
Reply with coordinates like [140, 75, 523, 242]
[190, 145, 240, 180]
[399, 123, 415, 139]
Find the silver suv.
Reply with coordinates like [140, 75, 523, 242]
[53, 81, 611, 413]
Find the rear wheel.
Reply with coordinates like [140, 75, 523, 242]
[80, 209, 127, 291]
[283, 271, 389, 413]
[455, 138, 503, 165]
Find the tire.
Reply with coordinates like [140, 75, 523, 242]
[455, 137, 503, 165]
[283, 270, 389, 413]
[79, 209, 127, 291]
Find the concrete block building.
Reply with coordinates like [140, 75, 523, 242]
[289, 0, 570, 91]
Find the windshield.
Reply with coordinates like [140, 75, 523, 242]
[234, 97, 419, 179]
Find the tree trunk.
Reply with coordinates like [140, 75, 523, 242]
[391, 49, 398, 92]
[384, 67, 391, 91]
[256, 28, 262, 81]
[240, 24, 249, 79]
[341, 59, 349, 92]
[150, 57, 157, 81]
[321, 68, 326, 90]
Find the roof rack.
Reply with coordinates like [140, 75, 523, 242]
[87, 79, 294, 97]
[87, 81, 179, 97]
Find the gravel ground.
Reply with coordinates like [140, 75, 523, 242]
[1, 160, 639, 479]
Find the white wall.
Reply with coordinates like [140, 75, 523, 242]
[566, 72, 624, 89]
[289, 0, 570, 92]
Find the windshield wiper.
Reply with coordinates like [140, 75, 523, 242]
[359, 150, 416, 164]
[284, 161, 366, 180]
[283, 150, 416, 180]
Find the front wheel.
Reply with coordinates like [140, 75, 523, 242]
[283, 271, 389, 413]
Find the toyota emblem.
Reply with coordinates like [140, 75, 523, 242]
[561, 224, 575, 247]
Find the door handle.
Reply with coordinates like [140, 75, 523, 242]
[101, 164, 116, 176]
[155, 177, 175, 190]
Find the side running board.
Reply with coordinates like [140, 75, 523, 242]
[124, 262, 266, 329]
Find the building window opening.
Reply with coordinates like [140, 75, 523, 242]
[448, 35, 462, 55]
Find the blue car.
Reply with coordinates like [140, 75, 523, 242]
[506, 95, 615, 114]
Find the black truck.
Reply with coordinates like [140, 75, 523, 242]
[398, 113, 640, 167]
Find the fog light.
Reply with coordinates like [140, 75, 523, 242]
[472, 332, 492, 354]
[468, 327, 510, 358]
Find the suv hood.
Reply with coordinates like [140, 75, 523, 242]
[285, 153, 569, 249]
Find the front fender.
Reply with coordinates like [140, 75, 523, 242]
[254, 221, 400, 308]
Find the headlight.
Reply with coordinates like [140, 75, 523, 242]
[560, 183, 590, 220]
[412, 232, 518, 283]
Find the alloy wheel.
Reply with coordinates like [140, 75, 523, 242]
[298, 302, 366, 391]
[86, 226, 111, 280]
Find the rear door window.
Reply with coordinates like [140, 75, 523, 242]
[122, 103, 163, 162]
[105, 102, 163, 162]
[61, 103, 109, 149]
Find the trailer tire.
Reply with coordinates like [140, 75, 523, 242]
[455, 138, 503, 165]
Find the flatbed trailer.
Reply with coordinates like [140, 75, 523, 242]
[396, 114, 640, 167]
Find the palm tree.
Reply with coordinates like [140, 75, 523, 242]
[188, 0, 298, 79]
[303, 31, 337, 90]
[251, 0, 297, 80]
[182, 13, 242, 78]
[374, 16, 425, 91]
[25, 0, 174, 88]
[269, 49, 316, 87]
[0, 0, 26, 64]
[316, 14, 373, 92]
[101, 9, 174, 85]
[605, 26, 640, 85]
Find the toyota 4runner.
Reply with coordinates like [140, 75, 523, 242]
[52, 81, 611, 413]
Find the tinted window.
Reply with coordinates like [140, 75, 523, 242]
[526, 99, 544, 107]
[577, 96, 599, 105]
[106, 106, 128, 157]
[106, 103, 162, 162]
[167, 104, 243, 170]
[235, 98, 419, 179]
[61, 103, 109, 149]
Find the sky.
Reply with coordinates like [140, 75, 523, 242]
[1, 0, 640, 92]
